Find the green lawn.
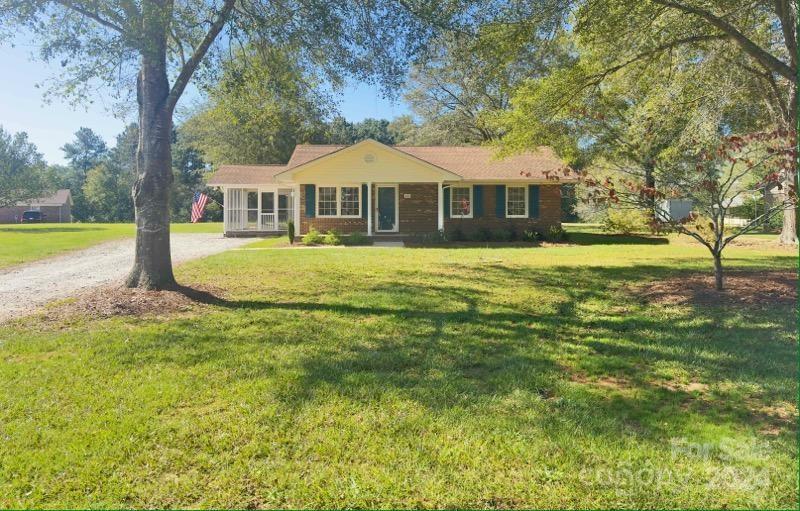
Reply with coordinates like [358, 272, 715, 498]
[0, 230, 796, 508]
[0, 222, 222, 269]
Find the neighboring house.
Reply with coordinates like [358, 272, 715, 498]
[0, 189, 73, 224]
[207, 139, 576, 237]
[660, 199, 693, 221]
[661, 184, 785, 224]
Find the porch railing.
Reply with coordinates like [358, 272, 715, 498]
[259, 209, 291, 231]
[260, 212, 277, 231]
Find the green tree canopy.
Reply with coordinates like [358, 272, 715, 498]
[170, 132, 209, 222]
[486, 0, 797, 240]
[181, 45, 330, 166]
[405, 26, 571, 145]
[61, 127, 108, 175]
[83, 125, 137, 222]
[56, 127, 110, 221]
[0, 126, 52, 207]
[324, 117, 396, 145]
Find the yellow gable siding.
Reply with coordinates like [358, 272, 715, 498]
[285, 143, 458, 183]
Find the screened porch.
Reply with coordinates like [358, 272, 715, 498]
[223, 187, 298, 234]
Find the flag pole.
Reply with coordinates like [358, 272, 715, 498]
[199, 189, 224, 209]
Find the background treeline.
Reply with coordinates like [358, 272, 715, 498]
[3, 0, 794, 235]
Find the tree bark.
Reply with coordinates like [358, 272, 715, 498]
[713, 251, 724, 291]
[126, 21, 176, 290]
[779, 196, 797, 244]
[652, 0, 796, 81]
[122, 0, 234, 289]
[779, 83, 798, 245]
[644, 160, 656, 213]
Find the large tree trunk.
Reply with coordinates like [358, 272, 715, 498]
[779, 84, 798, 245]
[779, 197, 797, 244]
[126, 26, 176, 290]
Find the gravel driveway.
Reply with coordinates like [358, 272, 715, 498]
[0, 233, 252, 322]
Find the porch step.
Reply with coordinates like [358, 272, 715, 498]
[373, 241, 405, 248]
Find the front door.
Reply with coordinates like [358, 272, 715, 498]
[376, 185, 397, 232]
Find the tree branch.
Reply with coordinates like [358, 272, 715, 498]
[774, 0, 797, 69]
[674, 222, 715, 252]
[652, 0, 796, 81]
[721, 199, 794, 250]
[53, 0, 125, 33]
[550, 34, 726, 117]
[165, 0, 236, 113]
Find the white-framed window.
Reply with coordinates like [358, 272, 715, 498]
[318, 186, 338, 216]
[450, 186, 472, 218]
[340, 186, 360, 217]
[506, 186, 527, 217]
[317, 185, 360, 217]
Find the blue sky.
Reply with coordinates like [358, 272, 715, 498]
[0, 41, 410, 165]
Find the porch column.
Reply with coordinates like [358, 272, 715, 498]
[293, 185, 300, 233]
[367, 182, 373, 235]
[257, 189, 262, 231]
[437, 182, 444, 232]
[222, 187, 228, 234]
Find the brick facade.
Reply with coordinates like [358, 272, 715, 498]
[299, 183, 562, 235]
[299, 186, 367, 234]
[443, 184, 561, 236]
[398, 183, 438, 234]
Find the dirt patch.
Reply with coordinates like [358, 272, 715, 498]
[654, 379, 710, 394]
[634, 270, 796, 306]
[756, 402, 797, 422]
[726, 235, 793, 249]
[569, 371, 631, 391]
[43, 283, 226, 321]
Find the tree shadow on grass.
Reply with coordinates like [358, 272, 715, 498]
[405, 232, 669, 248]
[0, 226, 108, 233]
[567, 232, 669, 245]
[125, 260, 797, 441]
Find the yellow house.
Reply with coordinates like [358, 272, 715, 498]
[207, 139, 575, 238]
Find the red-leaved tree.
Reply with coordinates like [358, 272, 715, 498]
[584, 129, 797, 291]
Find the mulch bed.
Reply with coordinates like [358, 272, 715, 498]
[403, 241, 572, 248]
[634, 270, 797, 306]
[45, 283, 226, 321]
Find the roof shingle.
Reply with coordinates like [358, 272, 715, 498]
[208, 141, 573, 185]
[397, 145, 566, 181]
[206, 164, 287, 186]
[17, 189, 72, 206]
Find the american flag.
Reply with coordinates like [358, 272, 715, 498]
[191, 191, 209, 223]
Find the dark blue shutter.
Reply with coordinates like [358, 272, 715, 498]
[529, 185, 540, 218]
[361, 184, 368, 219]
[495, 185, 506, 218]
[473, 185, 483, 217]
[305, 184, 315, 218]
[443, 187, 450, 219]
